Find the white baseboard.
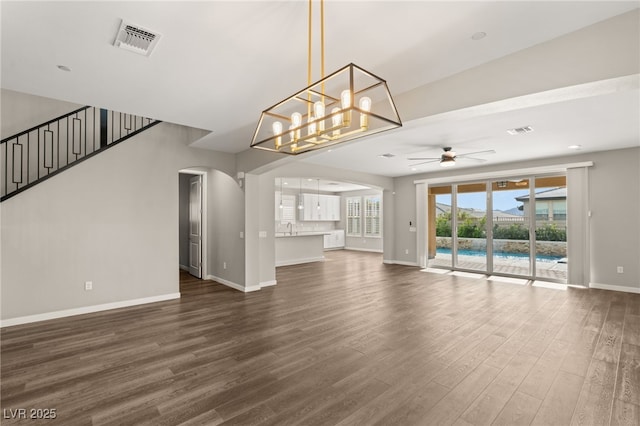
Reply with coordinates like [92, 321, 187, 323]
[260, 280, 277, 288]
[0, 293, 181, 328]
[590, 282, 640, 294]
[275, 256, 325, 267]
[206, 275, 263, 293]
[344, 247, 383, 253]
[179, 264, 189, 272]
[383, 259, 420, 267]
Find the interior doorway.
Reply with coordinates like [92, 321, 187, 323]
[179, 169, 207, 279]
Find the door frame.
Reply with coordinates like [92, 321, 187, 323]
[179, 168, 208, 279]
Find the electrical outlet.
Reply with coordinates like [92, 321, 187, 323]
[223, 262, 227, 270]
[617, 266, 624, 274]
[84, 281, 93, 291]
[405, 249, 409, 255]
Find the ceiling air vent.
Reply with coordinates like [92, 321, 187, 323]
[113, 20, 161, 56]
[507, 126, 534, 135]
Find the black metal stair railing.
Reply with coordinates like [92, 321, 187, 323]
[1, 106, 161, 201]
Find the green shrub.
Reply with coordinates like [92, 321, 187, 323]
[536, 223, 566, 241]
[457, 213, 486, 238]
[493, 223, 529, 240]
[436, 213, 566, 242]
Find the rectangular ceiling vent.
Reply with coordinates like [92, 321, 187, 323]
[507, 126, 534, 135]
[113, 20, 161, 56]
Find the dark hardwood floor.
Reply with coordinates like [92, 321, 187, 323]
[1, 250, 639, 425]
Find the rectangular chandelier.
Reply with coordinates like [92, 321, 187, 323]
[250, 63, 402, 155]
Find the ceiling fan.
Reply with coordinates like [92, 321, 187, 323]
[408, 147, 495, 167]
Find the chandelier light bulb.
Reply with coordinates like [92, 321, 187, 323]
[308, 116, 317, 136]
[359, 97, 371, 112]
[291, 112, 302, 127]
[331, 107, 342, 136]
[272, 121, 283, 148]
[291, 112, 302, 142]
[359, 96, 371, 130]
[340, 90, 351, 127]
[314, 101, 325, 131]
[340, 90, 351, 109]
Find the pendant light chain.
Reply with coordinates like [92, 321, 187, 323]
[320, 0, 325, 99]
[307, 0, 313, 87]
[307, 0, 326, 108]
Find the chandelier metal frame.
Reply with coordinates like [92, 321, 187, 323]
[250, 0, 401, 155]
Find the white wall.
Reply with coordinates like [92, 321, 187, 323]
[587, 148, 640, 290]
[208, 170, 245, 287]
[391, 147, 640, 291]
[1, 93, 240, 321]
[0, 89, 82, 139]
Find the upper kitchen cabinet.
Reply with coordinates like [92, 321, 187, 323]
[299, 193, 341, 221]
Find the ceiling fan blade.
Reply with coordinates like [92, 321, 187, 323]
[460, 156, 488, 162]
[409, 159, 440, 166]
[407, 157, 440, 161]
[456, 149, 496, 158]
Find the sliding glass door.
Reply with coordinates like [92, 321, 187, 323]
[429, 186, 452, 268]
[455, 183, 488, 272]
[491, 179, 531, 277]
[533, 176, 567, 281]
[428, 175, 567, 283]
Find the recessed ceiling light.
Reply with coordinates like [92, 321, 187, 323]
[568, 144, 582, 150]
[379, 153, 395, 158]
[57, 65, 72, 72]
[471, 32, 487, 41]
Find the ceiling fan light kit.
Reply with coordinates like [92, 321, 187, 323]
[250, 0, 402, 155]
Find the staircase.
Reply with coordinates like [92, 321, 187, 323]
[1, 106, 161, 201]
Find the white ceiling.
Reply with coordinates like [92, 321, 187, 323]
[2, 1, 639, 178]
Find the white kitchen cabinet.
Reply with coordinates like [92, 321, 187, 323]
[299, 194, 341, 221]
[323, 230, 345, 249]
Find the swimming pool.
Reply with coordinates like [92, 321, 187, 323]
[436, 248, 564, 263]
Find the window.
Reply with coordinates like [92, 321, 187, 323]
[535, 202, 549, 220]
[346, 197, 361, 236]
[276, 194, 296, 225]
[364, 195, 382, 237]
[552, 200, 566, 221]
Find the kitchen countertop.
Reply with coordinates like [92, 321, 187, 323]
[275, 232, 330, 238]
